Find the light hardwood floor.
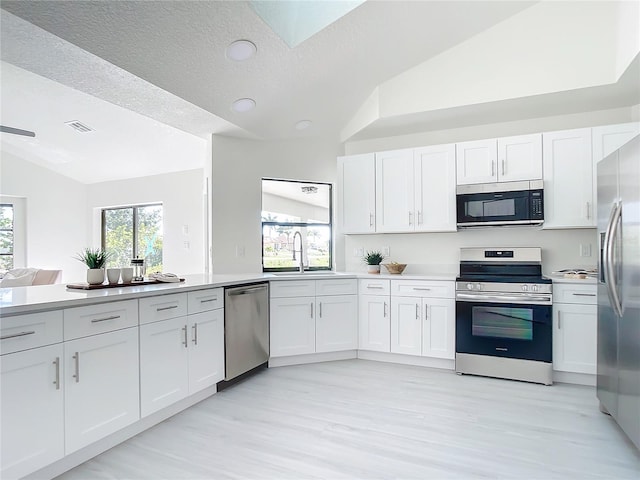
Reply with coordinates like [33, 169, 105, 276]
[57, 360, 640, 479]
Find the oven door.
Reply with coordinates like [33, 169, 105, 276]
[455, 297, 552, 362]
[456, 189, 534, 226]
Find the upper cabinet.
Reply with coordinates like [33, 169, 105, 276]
[456, 134, 542, 185]
[337, 153, 376, 234]
[375, 149, 415, 233]
[592, 122, 640, 163]
[542, 128, 594, 229]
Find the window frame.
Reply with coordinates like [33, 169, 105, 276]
[261, 179, 333, 273]
[0, 197, 26, 274]
[100, 203, 163, 267]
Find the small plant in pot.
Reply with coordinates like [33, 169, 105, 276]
[363, 250, 385, 274]
[75, 248, 112, 285]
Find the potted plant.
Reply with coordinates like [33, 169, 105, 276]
[363, 250, 385, 274]
[75, 248, 112, 285]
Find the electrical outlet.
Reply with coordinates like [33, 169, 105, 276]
[236, 245, 245, 257]
[383, 246, 390, 258]
[579, 244, 592, 257]
[355, 248, 364, 257]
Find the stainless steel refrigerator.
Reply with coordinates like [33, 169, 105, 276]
[597, 133, 640, 450]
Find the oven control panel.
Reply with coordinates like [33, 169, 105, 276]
[456, 281, 552, 295]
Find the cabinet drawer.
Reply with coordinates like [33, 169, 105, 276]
[270, 280, 315, 298]
[64, 300, 138, 340]
[553, 284, 597, 304]
[188, 288, 223, 314]
[1, 310, 63, 355]
[316, 279, 357, 296]
[358, 279, 390, 295]
[139, 293, 188, 325]
[391, 280, 454, 298]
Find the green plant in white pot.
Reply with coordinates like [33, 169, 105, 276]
[363, 250, 385, 274]
[75, 248, 111, 285]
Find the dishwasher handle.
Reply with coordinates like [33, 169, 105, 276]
[226, 284, 269, 296]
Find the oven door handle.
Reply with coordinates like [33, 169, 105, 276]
[456, 293, 552, 304]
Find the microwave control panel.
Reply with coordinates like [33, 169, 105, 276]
[531, 190, 544, 218]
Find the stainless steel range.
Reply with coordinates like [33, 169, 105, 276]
[455, 247, 553, 385]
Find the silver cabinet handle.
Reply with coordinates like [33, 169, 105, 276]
[72, 352, 80, 383]
[417, 211, 422, 225]
[367, 285, 384, 289]
[415, 304, 420, 319]
[192, 323, 198, 345]
[491, 161, 495, 176]
[413, 287, 432, 291]
[200, 298, 217, 303]
[53, 357, 60, 390]
[310, 302, 314, 319]
[408, 211, 412, 225]
[369, 213, 374, 227]
[182, 325, 188, 347]
[558, 311, 561, 329]
[319, 302, 323, 318]
[384, 302, 387, 318]
[425, 305, 429, 321]
[0, 330, 35, 340]
[586, 202, 591, 219]
[501, 159, 506, 176]
[157, 305, 178, 312]
[572, 293, 596, 297]
[91, 315, 120, 323]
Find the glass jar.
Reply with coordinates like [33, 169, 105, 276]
[130, 258, 145, 281]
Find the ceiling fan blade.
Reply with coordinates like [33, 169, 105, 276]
[0, 125, 36, 137]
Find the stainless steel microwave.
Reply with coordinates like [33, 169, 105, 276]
[456, 180, 544, 228]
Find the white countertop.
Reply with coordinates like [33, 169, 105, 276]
[0, 271, 459, 316]
[546, 274, 598, 285]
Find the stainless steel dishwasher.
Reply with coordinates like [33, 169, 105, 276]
[223, 282, 269, 383]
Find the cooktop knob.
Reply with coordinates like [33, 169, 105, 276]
[467, 283, 474, 290]
[531, 285, 539, 292]
[521, 284, 529, 291]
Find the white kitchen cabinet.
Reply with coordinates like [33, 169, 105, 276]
[64, 326, 140, 453]
[592, 122, 640, 163]
[542, 128, 595, 228]
[390, 296, 422, 356]
[140, 289, 225, 416]
[456, 134, 542, 185]
[358, 279, 390, 352]
[140, 316, 190, 416]
[552, 283, 597, 375]
[414, 144, 457, 232]
[1, 344, 64, 480]
[375, 148, 415, 232]
[270, 296, 316, 357]
[390, 280, 455, 360]
[337, 153, 376, 234]
[315, 294, 358, 353]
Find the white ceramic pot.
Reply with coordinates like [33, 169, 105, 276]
[367, 265, 381, 274]
[107, 268, 121, 284]
[121, 267, 134, 284]
[87, 268, 105, 285]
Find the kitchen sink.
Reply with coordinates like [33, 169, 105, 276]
[270, 271, 342, 277]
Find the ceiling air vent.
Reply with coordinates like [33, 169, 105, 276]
[65, 120, 93, 133]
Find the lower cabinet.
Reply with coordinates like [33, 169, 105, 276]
[1, 344, 65, 480]
[359, 294, 390, 352]
[552, 283, 597, 374]
[316, 295, 358, 353]
[64, 327, 140, 453]
[270, 296, 316, 357]
[140, 310, 224, 417]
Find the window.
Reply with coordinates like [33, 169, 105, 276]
[261, 179, 332, 272]
[0, 204, 15, 274]
[102, 204, 163, 272]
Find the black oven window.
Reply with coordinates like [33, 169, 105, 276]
[466, 198, 516, 218]
[471, 306, 533, 341]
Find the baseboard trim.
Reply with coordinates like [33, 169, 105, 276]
[269, 350, 357, 367]
[553, 370, 596, 386]
[357, 350, 455, 370]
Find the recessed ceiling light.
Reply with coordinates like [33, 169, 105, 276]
[226, 40, 257, 61]
[232, 98, 256, 113]
[295, 120, 312, 130]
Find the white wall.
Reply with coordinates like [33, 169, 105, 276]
[0, 151, 88, 282]
[209, 135, 341, 273]
[88, 169, 205, 275]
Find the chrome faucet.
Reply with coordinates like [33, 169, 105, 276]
[292, 231, 304, 273]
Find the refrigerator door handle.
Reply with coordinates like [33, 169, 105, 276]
[604, 202, 624, 318]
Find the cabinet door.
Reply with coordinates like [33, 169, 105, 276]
[337, 153, 376, 233]
[358, 295, 390, 352]
[188, 309, 224, 393]
[139, 317, 189, 417]
[375, 149, 415, 232]
[498, 133, 542, 182]
[390, 297, 422, 356]
[592, 122, 640, 163]
[422, 298, 455, 359]
[553, 303, 597, 374]
[316, 295, 358, 353]
[542, 128, 594, 228]
[1, 344, 64, 480]
[456, 139, 497, 185]
[270, 296, 315, 357]
[64, 328, 139, 453]
[414, 144, 457, 232]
